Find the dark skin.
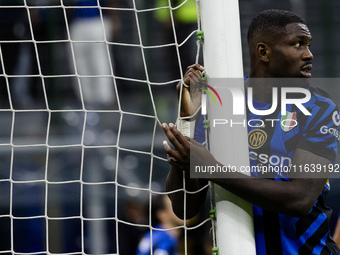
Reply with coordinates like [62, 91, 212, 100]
[248, 23, 313, 102]
[162, 23, 331, 220]
[177, 64, 204, 118]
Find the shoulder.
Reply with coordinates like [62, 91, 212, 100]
[137, 230, 171, 254]
[295, 87, 340, 161]
[308, 87, 338, 110]
[156, 230, 177, 245]
[301, 87, 339, 126]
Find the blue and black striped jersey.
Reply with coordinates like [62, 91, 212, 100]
[195, 86, 340, 255]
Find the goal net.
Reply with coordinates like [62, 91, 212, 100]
[0, 0, 214, 254]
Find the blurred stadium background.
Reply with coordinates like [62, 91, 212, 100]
[0, 0, 339, 254]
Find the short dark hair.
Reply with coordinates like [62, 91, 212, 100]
[247, 9, 306, 43]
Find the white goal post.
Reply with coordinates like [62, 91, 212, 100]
[200, 0, 256, 254]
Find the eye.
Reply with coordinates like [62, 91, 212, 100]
[293, 41, 303, 47]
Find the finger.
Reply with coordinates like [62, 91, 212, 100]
[186, 64, 204, 72]
[164, 142, 186, 169]
[162, 123, 185, 151]
[183, 65, 204, 85]
[163, 139, 187, 165]
[189, 75, 203, 91]
[163, 140, 180, 158]
[167, 154, 184, 169]
[186, 69, 203, 82]
[183, 74, 191, 86]
[183, 72, 201, 87]
[192, 68, 204, 80]
[181, 74, 202, 92]
[168, 123, 191, 152]
[167, 154, 177, 163]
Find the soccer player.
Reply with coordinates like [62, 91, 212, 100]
[136, 195, 182, 255]
[162, 9, 340, 254]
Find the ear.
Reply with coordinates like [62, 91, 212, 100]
[256, 42, 270, 63]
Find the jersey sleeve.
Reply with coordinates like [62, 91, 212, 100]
[297, 97, 340, 162]
[154, 232, 177, 255]
[194, 115, 206, 144]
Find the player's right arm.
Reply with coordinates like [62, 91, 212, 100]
[165, 64, 208, 220]
[177, 64, 204, 119]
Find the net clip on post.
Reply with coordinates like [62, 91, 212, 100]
[196, 30, 204, 40]
[199, 76, 207, 87]
[203, 119, 210, 130]
[212, 247, 219, 255]
[197, 74, 207, 90]
[209, 208, 216, 220]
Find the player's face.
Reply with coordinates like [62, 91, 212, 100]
[268, 23, 313, 78]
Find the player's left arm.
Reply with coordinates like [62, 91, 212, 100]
[210, 147, 331, 217]
[162, 124, 333, 217]
[283, 148, 331, 214]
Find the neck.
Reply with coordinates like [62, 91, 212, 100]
[245, 77, 276, 103]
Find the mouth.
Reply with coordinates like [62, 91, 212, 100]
[300, 63, 312, 78]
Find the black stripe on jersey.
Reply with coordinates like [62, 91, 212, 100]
[282, 106, 306, 154]
[302, 131, 337, 149]
[304, 132, 337, 149]
[262, 210, 283, 255]
[256, 110, 279, 179]
[296, 189, 340, 255]
[298, 218, 329, 254]
[297, 108, 309, 128]
[320, 237, 339, 255]
[296, 207, 320, 238]
[297, 139, 336, 162]
[283, 106, 308, 154]
[310, 119, 335, 136]
[320, 246, 332, 255]
[284, 134, 299, 154]
[310, 87, 338, 112]
[306, 101, 330, 132]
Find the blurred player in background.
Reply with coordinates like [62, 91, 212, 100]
[136, 195, 182, 255]
[69, 0, 120, 107]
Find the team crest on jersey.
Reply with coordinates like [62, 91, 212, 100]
[248, 129, 267, 149]
[281, 112, 297, 132]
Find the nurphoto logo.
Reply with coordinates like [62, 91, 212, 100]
[201, 85, 311, 116]
[198, 81, 223, 115]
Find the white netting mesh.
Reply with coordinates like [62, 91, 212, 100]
[0, 0, 214, 254]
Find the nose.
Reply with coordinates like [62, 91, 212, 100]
[303, 47, 314, 61]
